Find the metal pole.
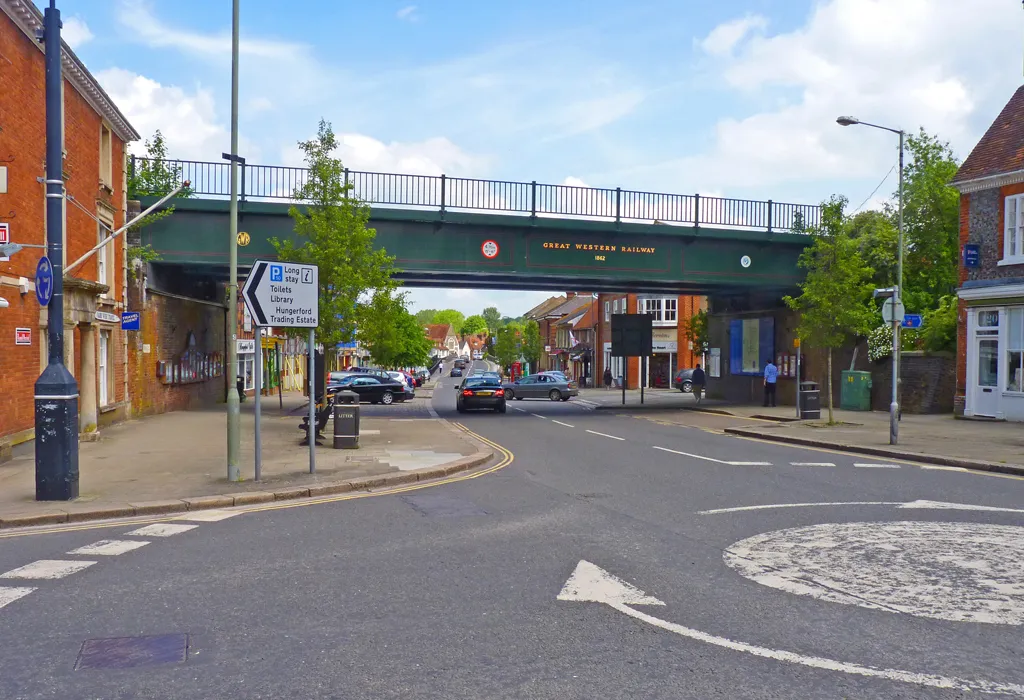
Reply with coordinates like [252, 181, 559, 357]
[308, 328, 316, 474]
[226, 0, 241, 480]
[277, 343, 283, 410]
[254, 326, 262, 481]
[34, 0, 79, 501]
[891, 131, 904, 446]
[795, 342, 802, 419]
[640, 357, 645, 404]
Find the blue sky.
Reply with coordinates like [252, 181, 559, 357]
[57, 0, 1024, 316]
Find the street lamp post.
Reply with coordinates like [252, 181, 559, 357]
[225, 0, 242, 482]
[837, 116, 905, 445]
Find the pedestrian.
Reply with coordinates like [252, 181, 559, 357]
[603, 367, 613, 390]
[691, 363, 706, 404]
[763, 358, 778, 407]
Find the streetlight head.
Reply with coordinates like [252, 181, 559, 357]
[836, 116, 860, 126]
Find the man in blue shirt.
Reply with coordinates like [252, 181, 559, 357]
[763, 358, 779, 407]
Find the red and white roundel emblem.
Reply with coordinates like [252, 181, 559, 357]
[481, 240, 500, 259]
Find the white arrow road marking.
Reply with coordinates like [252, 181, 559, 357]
[0, 587, 35, 610]
[560, 561, 1024, 696]
[557, 560, 664, 606]
[699, 500, 1024, 515]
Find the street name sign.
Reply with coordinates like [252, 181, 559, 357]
[242, 260, 319, 328]
[901, 314, 923, 329]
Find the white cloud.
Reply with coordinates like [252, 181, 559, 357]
[405, 289, 552, 318]
[282, 132, 486, 176]
[247, 97, 274, 114]
[698, 14, 766, 57]
[62, 16, 94, 49]
[396, 5, 419, 22]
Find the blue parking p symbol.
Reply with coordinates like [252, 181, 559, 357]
[270, 264, 283, 282]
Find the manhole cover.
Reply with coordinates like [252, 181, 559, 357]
[75, 634, 189, 670]
[402, 493, 487, 517]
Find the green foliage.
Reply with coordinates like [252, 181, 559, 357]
[868, 325, 893, 362]
[482, 306, 502, 332]
[921, 295, 958, 353]
[432, 309, 465, 328]
[460, 314, 488, 336]
[682, 308, 708, 352]
[127, 244, 162, 281]
[270, 120, 397, 347]
[414, 308, 437, 325]
[357, 291, 433, 369]
[521, 320, 543, 365]
[846, 210, 898, 290]
[493, 325, 521, 369]
[791, 211, 807, 233]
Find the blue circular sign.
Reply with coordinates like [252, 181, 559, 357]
[35, 256, 53, 307]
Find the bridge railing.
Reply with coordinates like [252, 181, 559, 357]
[130, 156, 820, 232]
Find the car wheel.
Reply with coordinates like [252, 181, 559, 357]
[561, 397, 570, 402]
[496, 403, 507, 414]
[549, 389, 562, 401]
[504, 389, 514, 400]
[681, 381, 692, 393]
[457, 402, 465, 413]
[381, 391, 394, 405]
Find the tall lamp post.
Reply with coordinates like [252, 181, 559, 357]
[224, 0, 242, 481]
[836, 116, 905, 445]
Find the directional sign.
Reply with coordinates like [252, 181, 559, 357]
[901, 314, 923, 329]
[242, 260, 318, 328]
[121, 311, 141, 331]
[35, 256, 53, 307]
[881, 297, 904, 325]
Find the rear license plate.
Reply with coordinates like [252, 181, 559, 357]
[477, 391, 493, 396]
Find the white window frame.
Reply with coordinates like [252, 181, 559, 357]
[663, 298, 677, 323]
[604, 301, 610, 322]
[1002, 193, 1024, 265]
[99, 330, 111, 407]
[638, 296, 677, 326]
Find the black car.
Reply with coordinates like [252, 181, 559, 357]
[328, 375, 407, 405]
[456, 376, 506, 413]
[673, 368, 696, 392]
[450, 367, 463, 377]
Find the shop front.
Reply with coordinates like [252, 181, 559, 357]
[644, 328, 678, 388]
[959, 286, 1024, 421]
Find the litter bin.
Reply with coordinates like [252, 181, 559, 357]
[333, 391, 360, 449]
[236, 376, 246, 402]
[799, 381, 820, 419]
[840, 370, 872, 411]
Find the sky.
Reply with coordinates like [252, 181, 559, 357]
[56, 0, 1024, 317]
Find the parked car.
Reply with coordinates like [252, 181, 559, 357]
[673, 368, 696, 393]
[539, 370, 568, 381]
[502, 373, 578, 401]
[450, 367, 464, 377]
[415, 369, 430, 384]
[456, 375, 506, 413]
[328, 374, 408, 405]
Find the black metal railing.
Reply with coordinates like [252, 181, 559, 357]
[129, 155, 820, 233]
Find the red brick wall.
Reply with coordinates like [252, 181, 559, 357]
[0, 12, 129, 441]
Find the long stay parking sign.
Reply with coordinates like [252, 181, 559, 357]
[242, 260, 319, 328]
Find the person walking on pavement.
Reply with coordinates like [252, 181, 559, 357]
[691, 363, 706, 404]
[763, 358, 779, 407]
[603, 367, 613, 390]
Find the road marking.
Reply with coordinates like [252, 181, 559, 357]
[586, 429, 625, 441]
[920, 465, 968, 472]
[68, 539, 150, 556]
[652, 446, 730, 464]
[0, 560, 96, 580]
[560, 560, 1024, 697]
[558, 560, 664, 606]
[551, 420, 575, 428]
[530, 413, 547, 420]
[855, 463, 901, 468]
[513, 407, 526, 413]
[726, 461, 772, 466]
[126, 523, 198, 538]
[700, 501, 901, 515]
[0, 587, 35, 610]
[175, 509, 242, 522]
[789, 462, 835, 467]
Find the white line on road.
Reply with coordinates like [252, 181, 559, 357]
[699, 501, 900, 515]
[551, 420, 575, 428]
[0, 560, 96, 580]
[652, 446, 730, 464]
[920, 465, 968, 472]
[69, 540, 150, 556]
[854, 463, 901, 469]
[513, 407, 526, 413]
[790, 462, 835, 467]
[726, 461, 773, 466]
[586, 429, 625, 441]
[531, 413, 547, 420]
[126, 523, 199, 538]
[175, 509, 242, 522]
[0, 587, 35, 610]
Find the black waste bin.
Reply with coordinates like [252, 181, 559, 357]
[333, 391, 360, 449]
[236, 376, 246, 402]
[799, 381, 820, 420]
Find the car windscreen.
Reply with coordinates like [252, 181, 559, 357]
[464, 378, 500, 388]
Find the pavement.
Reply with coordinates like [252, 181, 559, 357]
[1, 358, 1023, 698]
[0, 388, 491, 527]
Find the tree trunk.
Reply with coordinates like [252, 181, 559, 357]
[826, 347, 834, 424]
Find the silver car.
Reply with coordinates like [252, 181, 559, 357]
[502, 373, 579, 402]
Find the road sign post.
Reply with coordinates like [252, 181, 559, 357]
[242, 260, 319, 477]
[254, 326, 262, 482]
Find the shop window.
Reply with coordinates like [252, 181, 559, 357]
[1008, 307, 1023, 393]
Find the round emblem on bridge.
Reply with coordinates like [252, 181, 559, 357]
[481, 240, 500, 259]
[237, 231, 251, 247]
[740, 255, 752, 268]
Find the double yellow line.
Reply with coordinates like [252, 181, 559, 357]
[0, 425, 514, 539]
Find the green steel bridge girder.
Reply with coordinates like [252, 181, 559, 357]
[139, 197, 811, 295]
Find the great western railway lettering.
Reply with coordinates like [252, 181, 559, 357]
[542, 241, 656, 256]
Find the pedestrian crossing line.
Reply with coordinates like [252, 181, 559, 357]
[68, 539, 150, 556]
[0, 587, 35, 610]
[126, 523, 199, 538]
[790, 462, 836, 467]
[0, 560, 96, 580]
[855, 463, 901, 469]
[551, 420, 575, 428]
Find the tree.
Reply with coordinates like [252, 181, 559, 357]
[682, 308, 708, 355]
[126, 131, 193, 278]
[482, 307, 502, 332]
[460, 315, 487, 336]
[920, 295, 958, 353]
[784, 195, 876, 424]
[357, 292, 433, 369]
[414, 309, 438, 325]
[433, 309, 465, 329]
[846, 210, 898, 290]
[521, 320, 543, 366]
[493, 325, 520, 369]
[270, 120, 396, 347]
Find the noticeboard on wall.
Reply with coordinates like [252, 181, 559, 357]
[728, 317, 775, 376]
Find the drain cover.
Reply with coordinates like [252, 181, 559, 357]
[75, 634, 188, 670]
[402, 493, 487, 517]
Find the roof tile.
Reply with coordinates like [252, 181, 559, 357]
[952, 85, 1024, 184]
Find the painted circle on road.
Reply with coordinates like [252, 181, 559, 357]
[481, 240, 500, 259]
[725, 521, 1024, 625]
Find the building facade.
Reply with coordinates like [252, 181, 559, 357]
[952, 85, 1024, 421]
[0, 0, 139, 453]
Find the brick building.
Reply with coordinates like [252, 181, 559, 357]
[952, 84, 1024, 420]
[0, 0, 139, 451]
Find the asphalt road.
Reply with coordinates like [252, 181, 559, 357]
[1, 360, 1023, 698]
